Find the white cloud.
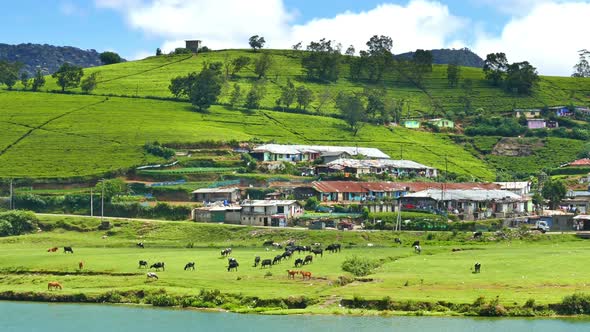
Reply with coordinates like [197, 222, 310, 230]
[472, 0, 555, 14]
[60, 1, 87, 17]
[473, 1, 590, 76]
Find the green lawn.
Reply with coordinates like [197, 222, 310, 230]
[0, 216, 587, 310]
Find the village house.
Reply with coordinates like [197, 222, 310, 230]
[192, 187, 241, 203]
[551, 106, 573, 117]
[514, 109, 542, 118]
[427, 118, 454, 129]
[561, 190, 590, 214]
[566, 158, 590, 167]
[402, 120, 421, 129]
[192, 205, 242, 224]
[320, 151, 352, 163]
[527, 119, 547, 129]
[239, 200, 303, 227]
[402, 189, 527, 220]
[493, 182, 531, 196]
[315, 158, 438, 178]
[250, 144, 389, 162]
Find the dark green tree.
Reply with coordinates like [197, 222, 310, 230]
[81, 72, 100, 93]
[362, 35, 394, 82]
[52, 63, 84, 92]
[95, 179, 127, 201]
[169, 72, 198, 98]
[483, 52, 508, 86]
[505, 61, 539, 95]
[31, 69, 46, 91]
[572, 49, 590, 78]
[541, 179, 566, 209]
[296, 86, 313, 110]
[99, 51, 123, 65]
[248, 35, 266, 51]
[280, 79, 296, 109]
[0, 61, 22, 90]
[230, 56, 251, 76]
[336, 92, 366, 135]
[244, 81, 267, 109]
[447, 62, 461, 87]
[302, 38, 342, 82]
[189, 67, 223, 111]
[364, 87, 386, 121]
[413, 49, 433, 73]
[254, 53, 273, 79]
[156, 48, 163, 56]
[20, 73, 30, 90]
[229, 83, 243, 108]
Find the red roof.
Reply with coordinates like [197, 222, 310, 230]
[312, 181, 500, 193]
[569, 159, 590, 167]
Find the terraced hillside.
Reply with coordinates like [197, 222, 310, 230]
[0, 91, 494, 179]
[37, 49, 590, 115]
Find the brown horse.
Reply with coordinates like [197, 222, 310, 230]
[286, 270, 299, 279]
[300, 271, 312, 280]
[48, 282, 62, 290]
[78, 261, 84, 270]
[47, 247, 58, 252]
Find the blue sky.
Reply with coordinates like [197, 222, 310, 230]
[1, 0, 588, 75]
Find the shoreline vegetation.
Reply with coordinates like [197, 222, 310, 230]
[1, 215, 590, 317]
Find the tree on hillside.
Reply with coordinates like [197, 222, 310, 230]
[296, 85, 313, 110]
[81, 71, 100, 93]
[483, 52, 508, 86]
[572, 49, 590, 78]
[95, 179, 127, 201]
[541, 179, 566, 210]
[229, 83, 243, 108]
[20, 73, 30, 90]
[31, 69, 45, 91]
[189, 65, 223, 111]
[447, 62, 461, 87]
[156, 48, 163, 56]
[99, 51, 123, 65]
[292, 42, 302, 51]
[316, 88, 333, 114]
[52, 63, 84, 92]
[505, 61, 539, 95]
[361, 35, 394, 82]
[279, 79, 296, 110]
[413, 49, 433, 73]
[169, 72, 199, 98]
[364, 87, 386, 122]
[254, 53, 273, 79]
[459, 79, 475, 115]
[230, 56, 251, 76]
[244, 80, 267, 110]
[302, 38, 342, 82]
[345, 45, 355, 56]
[336, 92, 366, 135]
[249, 35, 266, 51]
[366, 35, 393, 55]
[0, 60, 22, 90]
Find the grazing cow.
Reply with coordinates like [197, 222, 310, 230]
[272, 242, 282, 249]
[261, 259, 272, 268]
[138, 260, 148, 268]
[221, 248, 232, 257]
[136, 242, 145, 248]
[294, 258, 303, 267]
[452, 248, 462, 252]
[253, 256, 261, 267]
[311, 248, 323, 257]
[272, 255, 283, 265]
[287, 270, 299, 279]
[78, 261, 84, 270]
[147, 272, 159, 280]
[281, 251, 293, 260]
[473, 231, 483, 239]
[47, 247, 58, 252]
[227, 260, 239, 272]
[184, 262, 195, 271]
[262, 240, 274, 246]
[63, 247, 74, 254]
[150, 262, 165, 271]
[47, 281, 62, 290]
[300, 271, 312, 280]
[303, 255, 313, 265]
[474, 262, 481, 273]
[326, 244, 341, 253]
[414, 245, 422, 254]
[411, 241, 420, 248]
[394, 238, 402, 245]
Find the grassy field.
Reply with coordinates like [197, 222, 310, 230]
[0, 91, 495, 180]
[0, 215, 588, 315]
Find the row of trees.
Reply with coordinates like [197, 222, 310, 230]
[483, 53, 539, 95]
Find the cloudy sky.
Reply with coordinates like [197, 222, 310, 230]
[2, 0, 589, 75]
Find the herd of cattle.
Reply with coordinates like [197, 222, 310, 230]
[45, 233, 484, 289]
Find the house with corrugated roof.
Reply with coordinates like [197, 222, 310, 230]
[192, 187, 241, 203]
[240, 200, 303, 226]
[250, 144, 389, 162]
[316, 158, 438, 178]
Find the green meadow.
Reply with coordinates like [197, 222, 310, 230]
[0, 216, 588, 314]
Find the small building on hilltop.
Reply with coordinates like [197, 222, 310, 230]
[250, 144, 389, 162]
[185, 40, 202, 53]
[427, 118, 454, 129]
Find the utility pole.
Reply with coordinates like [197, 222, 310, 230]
[400, 145, 403, 160]
[101, 180, 105, 222]
[90, 189, 93, 217]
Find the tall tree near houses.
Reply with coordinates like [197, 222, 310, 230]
[280, 79, 296, 110]
[447, 62, 461, 87]
[336, 92, 367, 135]
[572, 49, 590, 78]
[295, 86, 313, 110]
[52, 63, 84, 92]
[541, 179, 566, 210]
[483, 52, 508, 86]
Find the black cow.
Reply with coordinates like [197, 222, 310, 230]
[150, 262, 165, 271]
[326, 244, 341, 253]
[394, 238, 402, 245]
[253, 256, 261, 267]
[282, 251, 293, 260]
[228, 260, 239, 272]
[63, 247, 74, 254]
[136, 242, 144, 248]
[262, 240, 274, 246]
[311, 248, 323, 257]
[474, 262, 481, 273]
[261, 259, 272, 268]
[184, 262, 195, 271]
[473, 231, 483, 239]
[221, 248, 232, 257]
[294, 258, 303, 267]
[272, 255, 283, 265]
[303, 255, 313, 265]
[138, 260, 148, 268]
[411, 241, 420, 247]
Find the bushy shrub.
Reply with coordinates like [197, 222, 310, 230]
[0, 210, 38, 236]
[144, 141, 175, 159]
[559, 293, 590, 314]
[341, 256, 380, 277]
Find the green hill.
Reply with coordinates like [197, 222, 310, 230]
[2, 49, 590, 181]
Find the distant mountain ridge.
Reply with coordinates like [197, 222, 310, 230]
[0, 43, 105, 76]
[395, 48, 484, 68]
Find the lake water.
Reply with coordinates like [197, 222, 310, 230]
[2, 301, 590, 332]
